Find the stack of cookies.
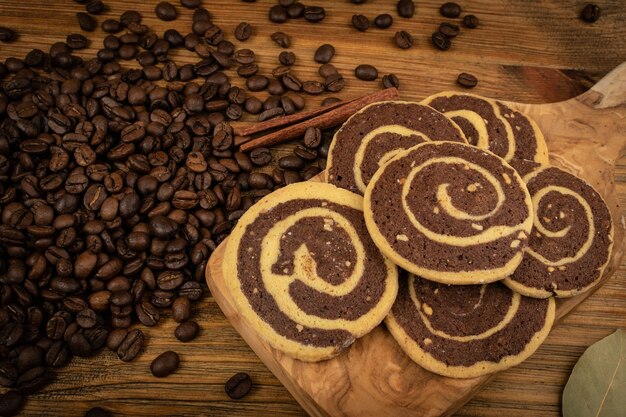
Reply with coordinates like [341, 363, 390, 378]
[223, 93, 614, 378]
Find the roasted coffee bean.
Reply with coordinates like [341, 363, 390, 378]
[0, 391, 23, 416]
[258, 107, 284, 121]
[374, 13, 393, 29]
[269, 5, 288, 23]
[304, 6, 325, 23]
[301, 80, 323, 95]
[303, 127, 322, 148]
[172, 296, 191, 322]
[225, 372, 252, 399]
[279, 51, 296, 66]
[457, 72, 478, 88]
[281, 73, 302, 91]
[175, 320, 199, 342]
[120, 10, 141, 26]
[157, 270, 184, 291]
[581, 4, 601, 23]
[397, 0, 415, 18]
[440, 2, 462, 18]
[67, 33, 89, 49]
[287, 2, 305, 18]
[76, 308, 97, 329]
[278, 155, 305, 170]
[432, 31, 451, 50]
[324, 73, 346, 92]
[235, 22, 252, 41]
[439, 22, 460, 37]
[318, 63, 338, 78]
[314, 44, 335, 64]
[181, 0, 200, 8]
[463, 14, 479, 29]
[155, 1, 178, 21]
[352, 14, 370, 32]
[117, 329, 144, 361]
[0, 27, 17, 42]
[294, 145, 317, 161]
[268, 79, 286, 96]
[150, 351, 180, 377]
[246, 75, 269, 92]
[101, 19, 122, 34]
[76, 12, 97, 32]
[46, 340, 69, 367]
[395, 30, 414, 49]
[271, 31, 291, 48]
[135, 301, 160, 327]
[355, 64, 378, 81]
[85, 407, 113, 417]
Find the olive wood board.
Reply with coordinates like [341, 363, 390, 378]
[205, 62, 626, 417]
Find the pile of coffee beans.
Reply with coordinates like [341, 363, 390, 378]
[0, 1, 342, 414]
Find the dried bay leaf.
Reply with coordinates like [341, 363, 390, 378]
[562, 329, 625, 417]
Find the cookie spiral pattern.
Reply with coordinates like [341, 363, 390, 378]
[223, 182, 398, 362]
[423, 92, 549, 165]
[504, 166, 614, 298]
[385, 274, 555, 378]
[364, 141, 533, 284]
[327, 101, 467, 194]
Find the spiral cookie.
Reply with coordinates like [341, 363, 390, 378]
[327, 101, 467, 194]
[504, 166, 614, 298]
[364, 141, 533, 285]
[223, 182, 398, 362]
[386, 274, 555, 378]
[422, 92, 548, 165]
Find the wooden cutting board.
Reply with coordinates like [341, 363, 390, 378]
[206, 61, 626, 417]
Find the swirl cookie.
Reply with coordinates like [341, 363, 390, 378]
[386, 274, 555, 378]
[422, 92, 548, 165]
[504, 166, 614, 298]
[327, 101, 467, 194]
[223, 182, 398, 362]
[364, 141, 533, 285]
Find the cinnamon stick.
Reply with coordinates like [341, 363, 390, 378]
[234, 97, 352, 138]
[239, 88, 399, 152]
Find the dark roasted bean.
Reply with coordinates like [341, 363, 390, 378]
[432, 31, 451, 50]
[440, 2, 462, 18]
[235, 22, 253, 41]
[397, 0, 415, 18]
[175, 321, 199, 342]
[581, 4, 601, 23]
[150, 351, 180, 377]
[463, 14, 479, 29]
[225, 372, 252, 399]
[374, 13, 393, 29]
[304, 6, 325, 23]
[155, 1, 178, 21]
[352, 14, 370, 32]
[457, 72, 478, 88]
[271, 31, 291, 48]
[269, 5, 288, 23]
[395, 30, 414, 49]
[314, 44, 335, 64]
[355, 64, 378, 81]
[439, 22, 460, 38]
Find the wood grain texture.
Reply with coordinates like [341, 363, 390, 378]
[206, 62, 626, 417]
[1, 1, 626, 416]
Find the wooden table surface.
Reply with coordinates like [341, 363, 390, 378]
[1, 1, 625, 416]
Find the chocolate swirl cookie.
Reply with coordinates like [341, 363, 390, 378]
[364, 141, 533, 285]
[223, 182, 398, 362]
[327, 101, 466, 194]
[504, 166, 614, 298]
[386, 274, 555, 378]
[422, 92, 548, 165]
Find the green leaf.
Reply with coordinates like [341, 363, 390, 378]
[563, 329, 625, 417]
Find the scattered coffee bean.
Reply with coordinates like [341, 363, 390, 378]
[352, 14, 370, 32]
[463, 14, 479, 29]
[318, 63, 338, 78]
[269, 5, 288, 23]
[225, 372, 252, 399]
[397, 0, 415, 18]
[84, 407, 112, 417]
[117, 329, 144, 362]
[250, 148, 272, 166]
[304, 127, 323, 148]
[0, 27, 17, 42]
[279, 51, 296, 66]
[235, 22, 252, 41]
[86, 1, 106, 14]
[439, 22, 460, 37]
[101, 19, 122, 34]
[304, 6, 326, 23]
[175, 321, 200, 342]
[457, 72, 478, 88]
[271, 31, 291, 48]
[394, 30, 414, 49]
[440, 2, 461, 18]
[287, 2, 304, 18]
[180, 0, 201, 8]
[246, 75, 269, 91]
[382, 73, 400, 89]
[581, 4, 601, 23]
[314, 44, 335, 63]
[150, 351, 180, 378]
[374, 13, 393, 29]
[155, 1, 177, 21]
[76, 12, 97, 32]
[355, 64, 378, 81]
[432, 31, 451, 50]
